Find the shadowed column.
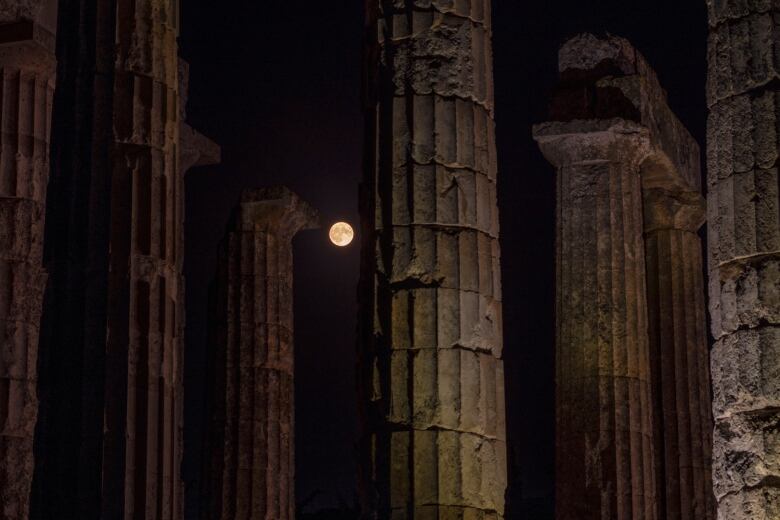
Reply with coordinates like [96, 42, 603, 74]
[706, 1, 780, 518]
[102, 0, 181, 517]
[535, 120, 656, 520]
[643, 189, 714, 520]
[31, 1, 216, 518]
[205, 187, 318, 520]
[0, 1, 56, 517]
[360, 0, 507, 517]
[178, 57, 220, 518]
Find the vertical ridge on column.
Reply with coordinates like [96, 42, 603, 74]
[102, 0, 180, 517]
[204, 187, 317, 520]
[534, 123, 657, 520]
[706, 1, 780, 517]
[361, 0, 507, 516]
[0, 3, 56, 517]
[643, 189, 714, 520]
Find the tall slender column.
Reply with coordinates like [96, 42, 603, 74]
[535, 120, 657, 520]
[205, 187, 317, 520]
[360, 1, 507, 517]
[0, 2, 56, 517]
[102, 0, 181, 517]
[706, 2, 780, 518]
[31, 0, 119, 516]
[643, 189, 714, 520]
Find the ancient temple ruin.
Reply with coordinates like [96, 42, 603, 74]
[0, 0, 772, 518]
[203, 187, 317, 520]
[706, 1, 780, 518]
[534, 34, 714, 520]
[0, 1, 57, 516]
[360, 0, 507, 517]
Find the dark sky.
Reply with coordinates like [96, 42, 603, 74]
[179, 1, 707, 518]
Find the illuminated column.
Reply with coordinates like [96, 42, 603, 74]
[536, 34, 715, 520]
[360, 0, 507, 517]
[535, 119, 657, 520]
[0, 1, 56, 517]
[707, 2, 780, 517]
[205, 187, 317, 520]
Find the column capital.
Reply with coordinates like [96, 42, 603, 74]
[643, 188, 706, 233]
[179, 123, 220, 174]
[545, 33, 701, 191]
[533, 118, 652, 168]
[236, 186, 320, 237]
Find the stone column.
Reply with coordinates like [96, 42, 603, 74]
[643, 189, 714, 520]
[32, 1, 214, 518]
[205, 187, 317, 520]
[101, 0, 181, 517]
[537, 34, 715, 520]
[535, 120, 656, 520]
[360, 0, 507, 517]
[0, 1, 56, 517]
[706, 2, 780, 518]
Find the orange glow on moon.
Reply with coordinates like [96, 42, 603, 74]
[329, 222, 354, 247]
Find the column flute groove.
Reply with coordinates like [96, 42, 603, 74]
[204, 187, 317, 520]
[0, 2, 56, 517]
[361, 0, 507, 517]
[706, 1, 780, 517]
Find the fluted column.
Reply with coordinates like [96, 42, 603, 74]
[643, 189, 714, 520]
[102, 0, 181, 517]
[206, 187, 317, 520]
[360, 0, 507, 517]
[706, 2, 780, 518]
[535, 120, 656, 520]
[0, 2, 56, 517]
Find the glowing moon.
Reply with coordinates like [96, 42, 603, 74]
[329, 222, 354, 247]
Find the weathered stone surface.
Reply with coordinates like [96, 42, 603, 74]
[0, 0, 43, 23]
[360, 0, 507, 517]
[0, 1, 56, 517]
[537, 34, 715, 520]
[644, 194, 715, 520]
[707, 1, 780, 518]
[32, 2, 217, 517]
[204, 187, 317, 520]
[101, 1, 182, 517]
[707, 6, 780, 106]
[535, 120, 657, 520]
[556, 34, 702, 191]
[711, 327, 780, 421]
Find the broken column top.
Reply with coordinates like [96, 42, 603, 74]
[231, 186, 320, 236]
[0, 0, 58, 59]
[179, 57, 221, 171]
[545, 33, 701, 192]
[0, 0, 56, 28]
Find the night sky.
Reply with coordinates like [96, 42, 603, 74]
[178, 1, 708, 518]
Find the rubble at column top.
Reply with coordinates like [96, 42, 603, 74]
[542, 33, 702, 192]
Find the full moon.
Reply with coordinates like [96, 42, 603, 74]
[329, 222, 354, 247]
